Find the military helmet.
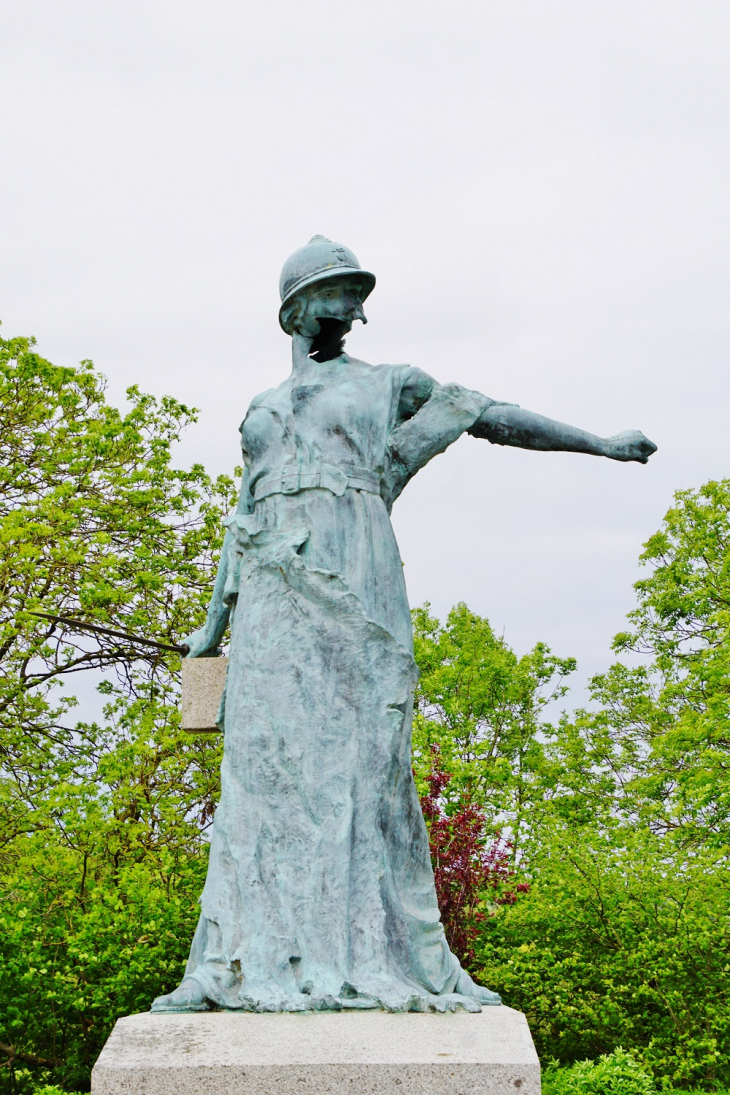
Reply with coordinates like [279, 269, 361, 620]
[278, 235, 376, 333]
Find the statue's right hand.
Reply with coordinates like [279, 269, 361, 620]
[604, 430, 657, 464]
[181, 625, 221, 659]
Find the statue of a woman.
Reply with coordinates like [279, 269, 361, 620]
[153, 236, 656, 1015]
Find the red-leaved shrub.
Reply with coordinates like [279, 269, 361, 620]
[419, 746, 529, 964]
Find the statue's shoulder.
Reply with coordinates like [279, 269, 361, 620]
[342, 356, 407, 374]
[249, 386, 278, 406]
[245, 383, 288, 414]
[356, 360, 422, 386]
[372, 362, 432, 382]
[238, 386, 280, 435]
[335, 356, 411, 388]
[350, 362, 435, 413]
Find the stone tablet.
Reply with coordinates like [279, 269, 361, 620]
[91, 1008, 541, 1095]
[180, 657, 227, 734]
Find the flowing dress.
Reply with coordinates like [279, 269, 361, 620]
[182, 354, 496, 1012]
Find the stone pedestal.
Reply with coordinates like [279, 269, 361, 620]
[91, 1007, 540, 1095]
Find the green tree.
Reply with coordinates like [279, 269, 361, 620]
[412, 601, 575, 841]
[410, 603, 574, 968]
[473, 481, 730, 1089]
[608, 479, 730, 843]
[477, 821, 730, 1087]
[0, 332, 234, 1093]
[535, 480, 730, 845]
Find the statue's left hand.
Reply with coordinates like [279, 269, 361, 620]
[603, 430, 657, 464]
[181, 624, 222, 659]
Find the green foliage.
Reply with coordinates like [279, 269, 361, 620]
[412, 602, 575, 839]
[30, 1088, 82, 1095]
[0, 686, 221, 1091]
[3, 329, 730, 1093]
[542, 1048, 656, 1095]
[539, 480, 730, 847]
[469, 481, 730, 1090]
[476, 825, 730, 1085]
[0, 332, 231, 1093]
[411, 602, 573, 965]
[605, 479, 730, 843]
[2, 840, 206, 1090]
[412, 482, 730, 1089]
[0, 331, 235, 824]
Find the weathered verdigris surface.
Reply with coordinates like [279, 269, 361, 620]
[181, 361, 496, 1013]
[153, 235, 656, 1016]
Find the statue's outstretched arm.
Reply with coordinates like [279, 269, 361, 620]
[468, 403, 657, 464]
[182, 468, 252, 658]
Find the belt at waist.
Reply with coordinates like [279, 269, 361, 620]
[253, 463, 381, 502]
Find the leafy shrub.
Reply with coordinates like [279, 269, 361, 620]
[542, 1049, 656, 1095]
[419, 745, 527, 963]
[32, 1087, 83, 1095]
[476, 825, 730, 1086]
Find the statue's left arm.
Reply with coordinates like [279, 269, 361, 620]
[468, 403, 657, 464]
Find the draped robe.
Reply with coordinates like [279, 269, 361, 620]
[181, 355, 498, 1012]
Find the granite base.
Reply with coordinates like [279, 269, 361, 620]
[91, 1007, 540, 1095]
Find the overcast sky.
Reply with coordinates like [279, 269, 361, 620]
[2, 0, 729, 705]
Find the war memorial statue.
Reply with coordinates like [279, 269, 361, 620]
[151, 236, 656, 1016]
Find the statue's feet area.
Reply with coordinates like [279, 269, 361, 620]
[236, 982, 483, 1014]
[151, 975, 500, 1014]
[455, 966, 502, 1006]
[151, 978, 211, 1013]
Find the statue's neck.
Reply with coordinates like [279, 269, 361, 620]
[291, 333, 313, 372]
[291, 334, 347, 375]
